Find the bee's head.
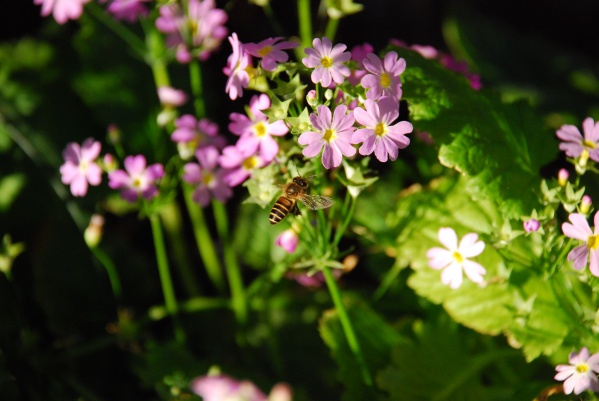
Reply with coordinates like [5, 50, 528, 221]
[293, 177, 308, 187]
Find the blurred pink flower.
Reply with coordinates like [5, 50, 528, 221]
[218, 144, 265, 186]
[171, 115, 226, 159]
[190, 375, 267, 401]
[108, 155, 164, 202]
[427, 227, 486, 289]
[298, 105, 356, 169]
[361, 51, 405, 101]
[183, 147, 232, 207]
[104, 0, 148, 22]
[348, 42, 373, 85]
[555, 347, 599, 394]
[275, 229, 299, 253]
[523, 219, 540, 233]
[302, 37, 351, 87]
[352, 96, 412, 162]
[561, 212, 599, 276]
[60, 138, 102, 197]
[34, 0, 89, 24]
[224, 33, 252, 100]
[245, 37, 298, 72]
[157, 86, 188, 107]
[556, 117, 599, 162]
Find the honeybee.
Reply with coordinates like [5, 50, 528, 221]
[269, 176, 334, 225]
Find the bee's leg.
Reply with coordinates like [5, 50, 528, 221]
[291, 205, 301, 216]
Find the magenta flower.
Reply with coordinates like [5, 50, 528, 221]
[361, 51, 405, 101]
[155, 0, 228, 62]
[298, 105, 356, 169]
[34, 0, 89, 24]
[426, 227, 486, 289]
[157, 86, 188, 107]
[561, 212, 599, 276]
[245, 37, 298, 72]
[352, 97, 412, 162]
[104, 0, 148, 22]
[229, 94, 288, 162]
[183, 147, 232, 207]
[302, 37, 351, 87]
[224, 33, 252, 100]
[171, 115, 226, 159]
[108, 155, 164, 202]
[60, 138, 103, 197]
[523, 219, 540, 233]
[275, 229, 299, 253]
[190, 375, 267, 401]
[218, 144, 265, 186]
[555, 347, 599, 395]
[556, 117, 599, 162]
[348, 43, 373, 85]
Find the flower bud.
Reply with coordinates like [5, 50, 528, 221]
[324, 89, 333, 101]
[107, 124, 121, 146]
[306, 90, 318, 107]
[581, 195, 592, 214]
[523, 219, 540, 233]
[103, 153, 117, 172]
[275, 229, 299, 253]
[84, 214, 105, 248]
[558, 168, 569, 186]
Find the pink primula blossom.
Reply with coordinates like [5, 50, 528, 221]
[427, 227, 486, 289]
[348, 42, 373, 85]
[556, 117, 599, 162]
[275, 229, 299, 253]
[60, 138, 103, 197]
[561, 212, 599, 277]
[218, 144, 265, 186]
[298, 105, 356, 169]
[302, 37, 351, 87]
[228, 94, 288, 162]
[190, 374, 292, 401]
[34, 0, 89, 24]
[555, 347, 599, 395]
[171, 115, 226, 159]
[361, 51, 405, 101]
[523, 219, 540, 233]
[104, 0, 148, 22]
[183, 147, 232, 207]
[157, 86, 188, 107]
[245, 37, 298, 72]
[108, 155, 164, 202]
[352, 96, 412, 162]
[224, 33, 252, 100]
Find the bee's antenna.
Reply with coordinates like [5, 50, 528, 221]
[291, 160, 301, 177]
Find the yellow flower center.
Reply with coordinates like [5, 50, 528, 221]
[375, 122, 387, 137]
[321, 56, 333, 68]
[254, 121, 267, 137]
[583, 139, 597, 149]
[132, 177, 143, 189]
[575, 363, 589, 374]
[79, 160, 89, 172]
[202, 172, 214, 186]
[380, 72, 391, 88]
[242, 156, 258, 170]
[588, 234, 599, 250]
[452, 251, 464, 264]
[257, 46, 273, 57]
[323, 128, 336, 142]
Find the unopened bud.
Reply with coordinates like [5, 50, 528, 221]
[107, 124, 121, 145]
[581, 195, 592, 214]
[84, 214, 105, 248]
[306, 90, 318, 107]
[523, 219, 540, 233]
[103, 153, 117, 172]
[324, 89, 333, 101]
[558, 168, 569, 186]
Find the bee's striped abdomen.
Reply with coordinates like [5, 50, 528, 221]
[269, 196, 296, 224]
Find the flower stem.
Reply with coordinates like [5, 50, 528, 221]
[324, 17, 340, 41]
[322, 266, 372, 386]
[90, 247, 123, 303]
[189, 59, 206, 118]
[297, 0, 313, 51]
[212, 200, 248, 326]
[149, 213, 185, 343]
[332, 192, 356, 248]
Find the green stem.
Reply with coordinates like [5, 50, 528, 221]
[212, 200, 248, 326]
[297, 0, 313, 51]
[189, 59, 206, 118]
[332, 193, 356, 248]
[323, 17, 340, 41]
[143, 20, 171, 87]
[322, 266, 372, 386]
[149, 213, 185, 343]
[90, 247, 123, 303]
[183, 185, 226, 294]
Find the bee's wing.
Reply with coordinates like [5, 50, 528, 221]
[298, 194, 334, 210]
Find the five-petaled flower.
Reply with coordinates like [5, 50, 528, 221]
[298, 105, 356, 169]
[556, 117, 599, 163]
[183, 147, 232, 207]
[555, 347, 599, 395]
[108, 155, 164, 202]
[302, 37, 351, 87]
[218, 144, 266, 187]
[561, 212, 599, 277]
[60, 138, 103, 197]
[171, 115, 226, 159]
[426, 227, 486, 289]
[245, 37, 298, 72]
[352, 96, 412, 162]
[360, 51, 405, 101]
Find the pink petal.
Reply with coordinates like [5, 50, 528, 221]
[567, 245, 589, 270]
[441, 263, 463, 289]
[589, 249, 599, 277]
[124, 155, 147, 175]
[556, 125, 583, 142]
[562, 214, 592, 240]
[458, 233, 485, 257]
[358, 136, 376, 156]
[438, 227, 458, 250]
[462, 260, 486, 283]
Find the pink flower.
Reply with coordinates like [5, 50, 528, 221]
[275, 229, 299, 253]
[556, 117, 599, 162]
[302, 37, 351, 87]
[228, 94, 288, 162]
[360, 51, 405, 101]
[104, 0, 148, 22]
[224, 33, 252, 100]
[190, 375, 267, 401]
[218, 144, 265, 186]
[171, 115, 226, 159]
[183, 147, 232, 207]
[157, 86, 188, 107]
[34, 0, 89, 24]
[523, 219, 540, 233]
[108, 155, 164, 202]
[348, 43, 373, 85]
[561, 212, 599, 276]
[298, 105, 356, 169]
[155, 0, 228, 62]
[352, 97, 412, 162]
[245, 37, 298, 72]
[426, 227, 486, 289]
[59, 138, 102, 197]
[555, 347, 599, 394]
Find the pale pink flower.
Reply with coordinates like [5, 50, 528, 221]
[298, 105, 356, 169]
[171, 115, 226, 159]
[183, 147, 232, 207]
[218, 144, 265, 186]
[302, 37, 351, 87]
[228, 94, 288, 162]
[352, 96, 412, 162]
[361, 51, 405, 101]
[224, 33, 252, 100]
[34, 0, 89, 24]
[190, 375, 267, 401]
[157, 86, 188, 107]
[555, 347, 599, 394]
[556, 117, 599, 162]
[426, 227, 486, 289]
[561, 212, 599, 276]
[245, 37, 298, 72]
[108, 155, 164, 202]
[60, 138, 102, 197]
[104, 0, 148, 22]
[275, 229, 299, 253]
